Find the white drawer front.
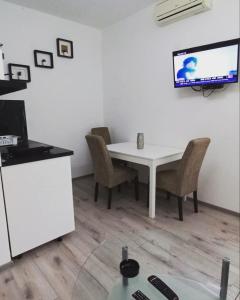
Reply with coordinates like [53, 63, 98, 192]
[2, 156, 75, 256]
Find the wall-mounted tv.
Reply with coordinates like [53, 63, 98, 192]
[173, 38, 240, 88]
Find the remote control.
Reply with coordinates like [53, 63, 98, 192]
[148, 275, 179, 300]
[132, 290, 150, 300]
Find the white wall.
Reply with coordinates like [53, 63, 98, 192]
[103, 0, 240, 212]
[0, 1, 104, 177]
[0, 0, 239, 212]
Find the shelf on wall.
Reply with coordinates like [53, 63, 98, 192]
[0, 80, 27, 96]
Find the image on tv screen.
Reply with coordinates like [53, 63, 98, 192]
[173, 43, 239, 88]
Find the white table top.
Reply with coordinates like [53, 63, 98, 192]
[107, 142, 184, 161]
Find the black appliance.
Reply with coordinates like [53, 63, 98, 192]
[0, 100, 28, 145]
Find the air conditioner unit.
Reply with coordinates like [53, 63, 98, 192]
[154, 0, 212, 25]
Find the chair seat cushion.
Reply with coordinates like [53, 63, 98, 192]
[110, 165, 137, 188]
[156, 170, 178, 195]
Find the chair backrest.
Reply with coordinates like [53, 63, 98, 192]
[85, 134, 113, 186]
[91, 127, 111, 145]
[177, 138, 211, 195]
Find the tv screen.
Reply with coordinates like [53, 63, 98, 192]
[173, 38, 240, 88]
[0, 100, 28, 144]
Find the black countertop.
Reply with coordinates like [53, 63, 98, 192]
[0, 140, 74, 167]
[0, 79, 27, 96]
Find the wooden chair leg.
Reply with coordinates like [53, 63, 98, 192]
[108, 188, 112, 209]
[167, 191, 171, 200]
[178, 197, 183, 221]
[134, 176, 139, 201]
[147, 180, 150, 208]
[118, 184, 121, 192]
[94, 182, 99, 202]
[193, 190, 198, 213]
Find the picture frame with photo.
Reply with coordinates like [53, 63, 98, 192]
[57, 38, 73, 59]
[34, 50, 54, 69]
[8, 63, 31, 82]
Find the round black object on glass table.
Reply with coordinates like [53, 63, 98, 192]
[120, 259, 140, 278]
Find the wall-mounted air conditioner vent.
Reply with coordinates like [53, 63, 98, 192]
[154, 0, 212, 25]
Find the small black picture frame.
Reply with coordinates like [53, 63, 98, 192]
[34, 50, 54, 69]
[57, 38, 73, 59]
[8, 63, 31, 82]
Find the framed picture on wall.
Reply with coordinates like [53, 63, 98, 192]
[8, 63, 31, 82]
[56, 38, 73, 58]
[34, 50, 54, 69]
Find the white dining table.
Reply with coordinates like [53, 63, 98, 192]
[107, 142, 184, 219]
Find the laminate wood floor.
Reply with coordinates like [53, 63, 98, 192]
[0, 176, 239, 300]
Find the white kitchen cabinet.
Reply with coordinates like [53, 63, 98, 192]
[0, 172, 11, 267]
[1, 156, 75, 257]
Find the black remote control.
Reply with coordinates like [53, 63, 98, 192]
[132, 290, 150, 300]
[148, 275, 179, 300]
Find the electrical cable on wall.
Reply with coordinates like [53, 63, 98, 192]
[190, 85, 228, 97]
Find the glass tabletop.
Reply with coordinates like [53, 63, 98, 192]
[72, 238, 223, 300]
[108, 273, 219, 300]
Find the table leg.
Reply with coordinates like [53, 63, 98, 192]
[149, 163, 156, 218]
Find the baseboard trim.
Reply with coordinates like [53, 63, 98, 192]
[187, 197, 240, 217]
[0, 261, 13, 272]
[145, 181, 240, 216]
[140, 182, 239, 217]
[72, 177, 239, 217]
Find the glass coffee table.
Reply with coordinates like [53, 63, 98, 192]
[72, 238, 233, 300]
[108, 273, 219, 300]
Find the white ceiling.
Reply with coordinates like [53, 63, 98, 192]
[3, 0, 157, 28]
